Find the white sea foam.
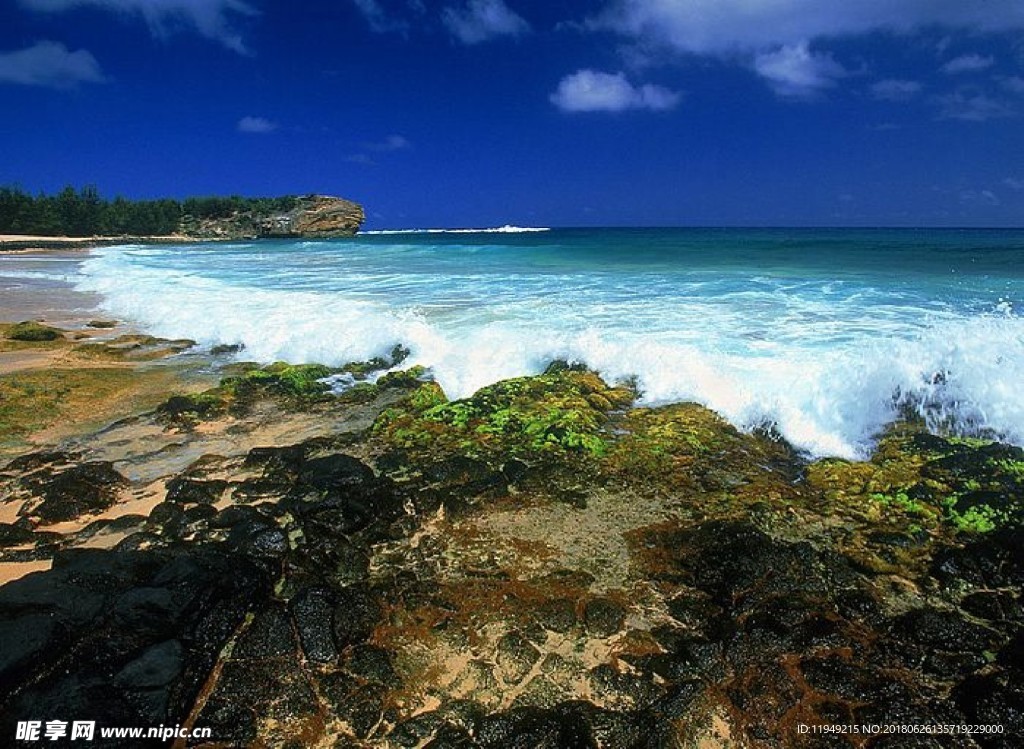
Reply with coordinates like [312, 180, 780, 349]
[0, 269, 81, 281]
[360, 225, 550, 235]
[76, 244, 1024, 460]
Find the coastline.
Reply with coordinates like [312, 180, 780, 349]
[2, 242, 1024, 746]
[0, 233, 198, 253]
[0, 245, 222, 457]
[0, 247, 104, 331]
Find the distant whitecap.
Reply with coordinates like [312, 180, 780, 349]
[360, 225, 550, 235]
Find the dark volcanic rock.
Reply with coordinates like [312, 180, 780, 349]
[333, 585, 381, 647]
[148, 501, 184, 529]
[7, 381, 1024, 748]
[0, 545, 270, 740]
[2, 450, 79, 473]
[0, 522, 35, 547]
[300, 452, 377, 490]
[955, 673, 1024, 739]
[290, 586, 338, 663]
[496, 630, 541, 683]
[0, 612, 65, 685]
[245, 443, 308, 475]
[535, 597, 577, 633]
[287, 454, 403, 540]
[114, 639, 184, 689]
[582, 597, 625, 638]
[932, 529, 1024, 589]
[234, 603, 298, 660]
[343, 644, 400, 687]
[889, 608, 998, 653]
[164, 476, 228, 505]
[15, 461, 128, 523]
[475, 705, 596, 749]
[209, 503, 267, 530]
[423, 455, 508, 499]
[622, 517, 1007, 745]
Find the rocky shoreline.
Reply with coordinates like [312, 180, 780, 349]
[1, 322, 1023, 747]
[0, 194, 364, 251]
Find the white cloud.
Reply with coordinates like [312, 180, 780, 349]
[362, 134, 411, 151]
[550, 69, 680, 112]
[237, 116, 277, 133]
[0, 41, 104, 88]
[346, 133, 412, 165]
[870, 78, 922, 101]
[345, 153, 376, 166]
[587, 2, 1024, 99]
[350, 0, 409, 34]
[941, 54, 995, 74]
[591, 1, 1024, 55]
[20, 0, 257, 54]
[753, 41, 845, 97]
[1003, 177, 1024, 190]
[959, 189, 1000, 206]
[935, 90, 1014, 121]
[442, 0, 529, 44]
[1000, 76, 1024, 94]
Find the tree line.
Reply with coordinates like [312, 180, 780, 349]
[0, 185, 300, 237]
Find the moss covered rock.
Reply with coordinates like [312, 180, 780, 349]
[74, 334, 195, 361]
[6, 321, 64, 342]
[372, 369, 633, 461]
[156, 362, 339, 426]
[806, 427, 1024, 535]
[154, 359, 427, 427]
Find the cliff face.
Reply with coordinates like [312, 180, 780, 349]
[259, 195, 365, 238]
[183, 195, 364, 240]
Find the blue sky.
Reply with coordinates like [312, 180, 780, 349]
[1, 1, 1023, 228]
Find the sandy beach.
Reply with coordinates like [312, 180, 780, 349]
[0, 246, 104, 329]
[0, 233, 190, 252]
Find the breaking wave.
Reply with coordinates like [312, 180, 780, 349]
[76, 236, 1024, 460]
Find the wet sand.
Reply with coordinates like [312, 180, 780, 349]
[0, 247, 105, 329]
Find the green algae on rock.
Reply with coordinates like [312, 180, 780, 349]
[0, 366, 201, 457]
[156, 362, 338, 426]
[74, 334, 196, 361]
[5, 321, 64, 342]
[155, 357, 426, 428]
[372, 368, 633, 461]
[806, 426, 1024, 536]
[601, 402, 785, 489]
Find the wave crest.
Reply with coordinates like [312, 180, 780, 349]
[75, 244, 1024, 460]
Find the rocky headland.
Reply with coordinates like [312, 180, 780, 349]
[0, 194, 364, 251]
[1, 323, 1023, 748]
[180, 195, 364, 241]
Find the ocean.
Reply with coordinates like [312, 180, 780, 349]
[49, 227, 1024, 459]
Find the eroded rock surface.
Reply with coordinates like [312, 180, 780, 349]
[1, 366, 1022, 747]
[183, 195, 364, 240]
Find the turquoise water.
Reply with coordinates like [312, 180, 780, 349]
[66, 227, 1024, 457]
